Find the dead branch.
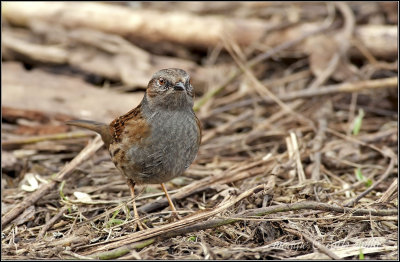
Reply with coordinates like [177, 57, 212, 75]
[2, 31, 68, 63]
[352, 25, 398, 60]
[271, 77, 397, 103]
[2, 2, 273, 49]
[267, 22, 397, 60]
[3, 2, 396, 60]
[2, 29, 198, 89]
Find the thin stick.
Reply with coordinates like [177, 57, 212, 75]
[62, 251, 95, 260]
[378, 178, 398, 203]
[266, 77, 397, 104]
[89, 239, 155, 260]
[38, 205, 69, 239]
[290, 131, 306, 184]
[1, 136, 104, 228]
[284, 227, 341, 260]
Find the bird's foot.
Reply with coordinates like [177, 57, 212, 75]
[165, 211, 182, 223]
[132, 216, 149, 231]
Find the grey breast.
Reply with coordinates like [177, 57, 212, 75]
[127, 109, 199, 184]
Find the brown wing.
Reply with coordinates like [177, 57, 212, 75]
[109, 103, 151, 144]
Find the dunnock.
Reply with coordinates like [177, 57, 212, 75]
[67, 68, 201, 230]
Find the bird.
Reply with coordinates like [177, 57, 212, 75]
[66, 68, 201, 230]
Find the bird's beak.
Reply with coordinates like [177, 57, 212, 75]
[173, 82, 185, 91]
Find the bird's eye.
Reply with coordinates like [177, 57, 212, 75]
[158, 78, 165, 86]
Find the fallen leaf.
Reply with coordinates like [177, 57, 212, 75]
[73, 191, 92, 202]
[20, 173, 39, 192]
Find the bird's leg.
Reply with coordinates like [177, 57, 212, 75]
[161, 183, 181, 220]
[127, 180, 147, 230]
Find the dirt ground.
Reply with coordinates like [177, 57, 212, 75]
[1, 2, 398, 260]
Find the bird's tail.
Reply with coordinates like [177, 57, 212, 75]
[66, 120, 112, 147]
